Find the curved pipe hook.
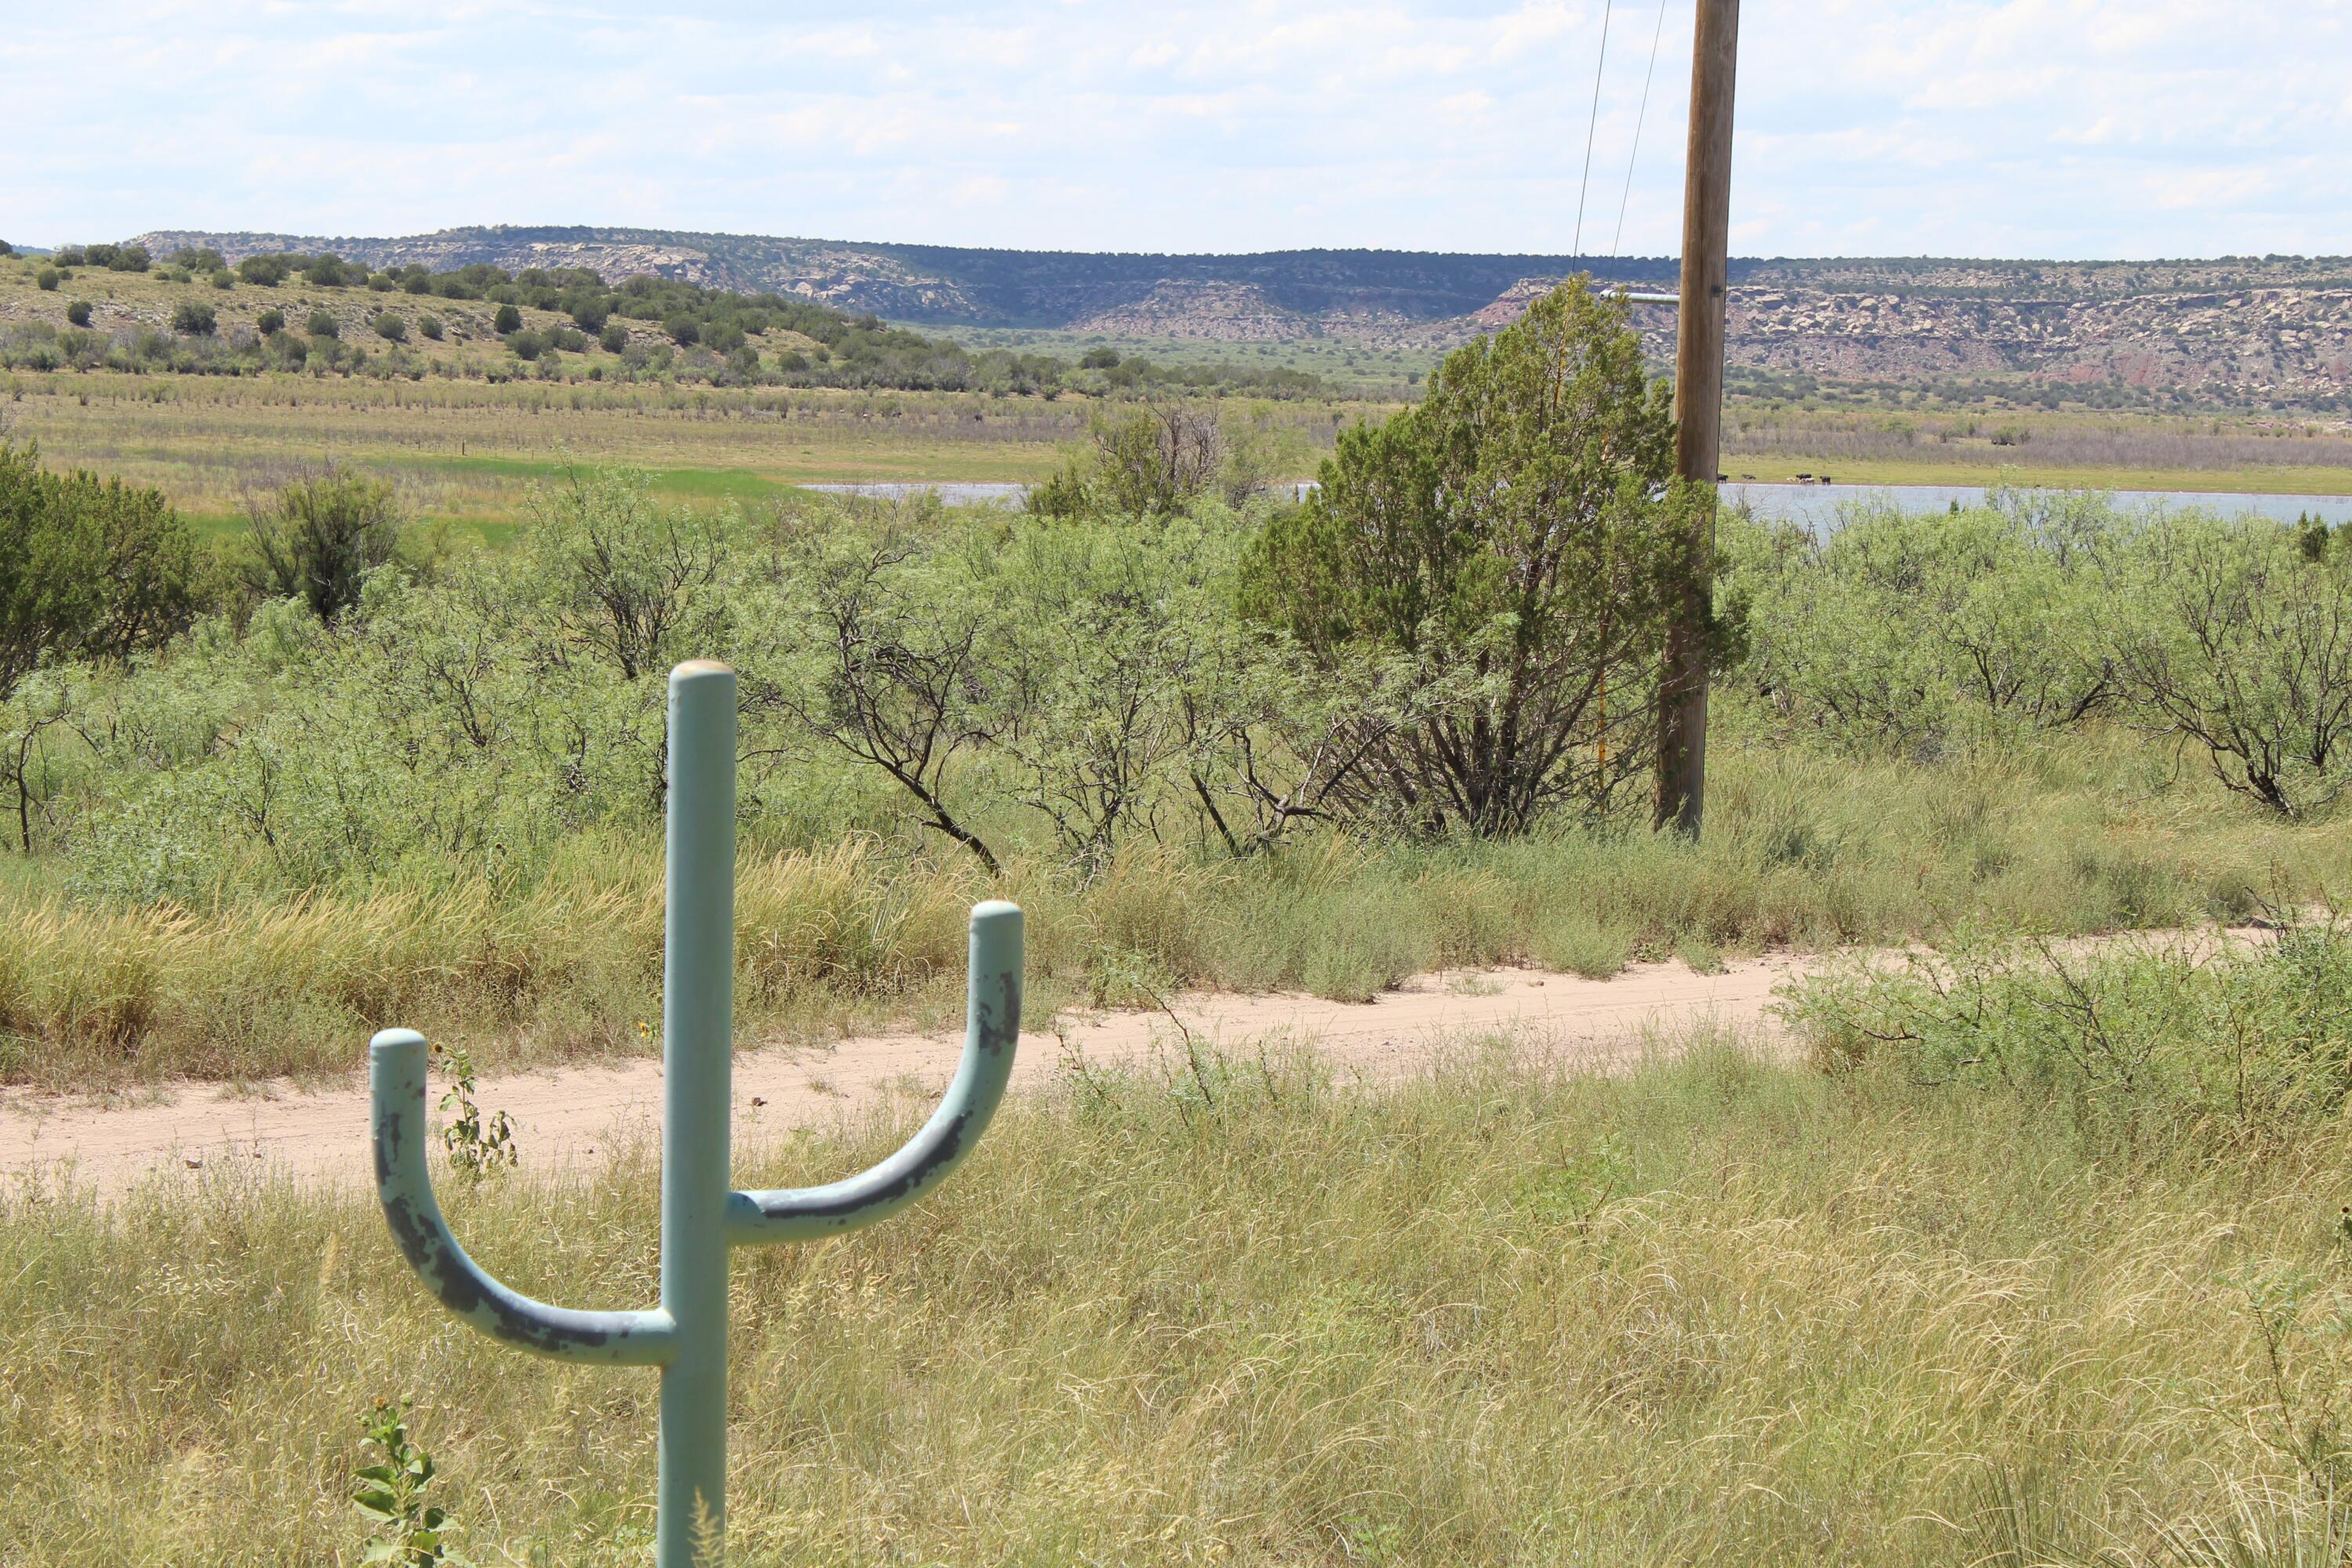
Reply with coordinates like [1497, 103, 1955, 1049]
[727, 900, 1022, 1245]
[369, 1030, 677, 1364]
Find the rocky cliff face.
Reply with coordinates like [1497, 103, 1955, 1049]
[135, 225, 2352, 405]
[1613, 284, 2352, 405]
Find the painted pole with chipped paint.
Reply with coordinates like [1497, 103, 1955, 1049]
[367, 659, 1024, 1567]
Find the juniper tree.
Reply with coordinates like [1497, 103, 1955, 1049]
[1240, 279, 1701, 833]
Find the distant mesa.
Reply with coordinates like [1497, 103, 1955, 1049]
[125, 224, 2352, 405]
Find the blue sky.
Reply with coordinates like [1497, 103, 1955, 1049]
[6, 1, 2349, 260]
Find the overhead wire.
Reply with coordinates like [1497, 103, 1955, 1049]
[1570, 0, 1614, 263]
[1610, 0, 1672, 258]
[1576, 0, 1619, 772]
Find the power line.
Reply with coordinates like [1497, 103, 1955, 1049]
[1611, 1, 1672, 258]
[1570, 0, 1614, 263]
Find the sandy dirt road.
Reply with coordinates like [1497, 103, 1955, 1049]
[0, 955, 1818, 1197]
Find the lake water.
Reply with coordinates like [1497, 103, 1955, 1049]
[1725, 482, 2352, 530]
[807, 480, 2352, 528]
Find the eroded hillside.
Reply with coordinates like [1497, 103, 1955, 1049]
[130, 226, 2352, 407]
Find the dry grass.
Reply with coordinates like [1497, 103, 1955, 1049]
[5, 735, 2347, 1088]
[1, 372, 1079, 527]
[0, 838, 980, 1085]
[1722, 405, 2352, 494]
[2, 1036, 2345, 1564]
[0, 369, 1392, 530]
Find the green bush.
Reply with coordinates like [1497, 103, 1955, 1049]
[1785, 911, 2352, 1157]
[64, 302, 91, 328]
[492, 303, 521, 334]
[255, 308, 285, 336]
[664, 315, 700, 346]
[505, 329, 545, 361]
[35, 268, 57, 291]
[235, 255, 289, 286]
[1725, 496, 2114, 757]
[598, 322, 627, 353]
[0, 444, 199, 847]
[2098, 513, 2352, 815]
[419, 314, 443, 341]
[169, 302, 216, 336]
[208, 269, 234, 291]
[305, 310, 338, 339]
[240, 467, 402, 622]
[1045, 405, 1224, 519]
[1241, 278, 1693, 833]
[372, 313, 406, 343]
[0, 441, 198, 694]
[525, 466, 728, 681]
[1726, 500, 2352, 815]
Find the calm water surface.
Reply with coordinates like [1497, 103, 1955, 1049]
[1726, 482, 2352, 530]
[808, 480, 2352, 528]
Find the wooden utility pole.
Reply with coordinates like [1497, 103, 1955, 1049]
[1654, 0, 1739, 836]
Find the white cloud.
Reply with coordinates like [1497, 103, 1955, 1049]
[2150, 168, 2281, 212]
[0, 0, 2345, 258]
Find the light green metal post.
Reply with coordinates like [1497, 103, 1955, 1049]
[659, 659, 735, 1559]
[367, 659, 1023, 1567]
